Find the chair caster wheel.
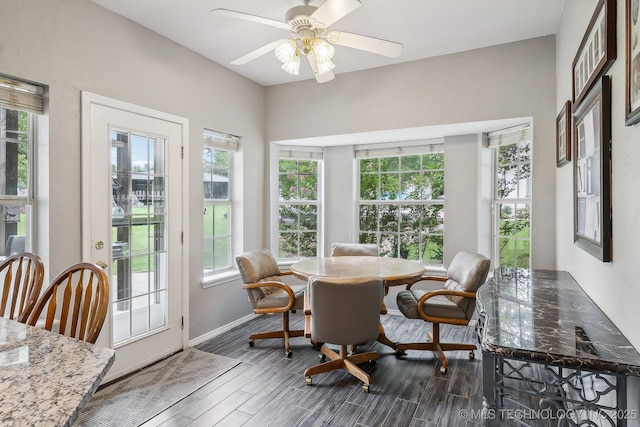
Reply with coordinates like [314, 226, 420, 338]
[362, 383, 370, 393]
[370, 360, 376, 366]
[394, 350, 405, 359]
[248, 340, 254, 347]
[320, 354, 327, 362]
[469, 351, 475, 360]
[439, 366, 448, 374]
[286, 350, 293, 358]
[305, 376, 312, 386]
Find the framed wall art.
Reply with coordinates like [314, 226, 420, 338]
[573, 75, 611, 262]
[572, 0, 616, 109]
[556, 100, 571, 167]
[626, 0, 640, 125]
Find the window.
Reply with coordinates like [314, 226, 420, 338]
[203, 129, 238, 276]
[490, 124, 532, 269]
[357, 144, 444, 266]
[0, 77, 43, 257]
[277, 148, 322, 260]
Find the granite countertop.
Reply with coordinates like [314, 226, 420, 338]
[0, 317, 115, 426]
[477, 269, 640, 376]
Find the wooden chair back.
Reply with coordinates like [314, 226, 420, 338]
[27, 262, 109, 344]
[0, 252, 45, 322]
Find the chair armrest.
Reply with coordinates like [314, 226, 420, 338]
[243, 280, 296, 313]
[405, 275, 447, 290]
[416, 289, 476, 325]
[278, 270, 294, 276]
[304, 290, 311, 338]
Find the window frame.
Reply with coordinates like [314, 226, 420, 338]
[275, 148, 323, 263]
[490, 124, 532, 269]
[202, 130, 238, 280]
[0, 106, 37, 256]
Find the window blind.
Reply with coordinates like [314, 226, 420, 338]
[355, 139, 444, 158]
[0, 77, 44, 115]
[203, 128, 240, 151]
[279, 146, 323, 160]
[487, 123, 531, 148]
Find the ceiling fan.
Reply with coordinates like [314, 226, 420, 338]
[211, 0, 403, 83]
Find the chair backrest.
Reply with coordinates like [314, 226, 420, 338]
[330, 242, 379, 257]
[444, 251, 491, 317]
[27, 262, 109, 344]
[236, 249, 282, 305]
[0, 252, 45, 322]
[308, 276, 384, 345]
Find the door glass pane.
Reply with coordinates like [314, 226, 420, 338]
[111, 129, 168, 346]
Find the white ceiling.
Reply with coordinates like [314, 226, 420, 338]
[91, 0, 566, 87]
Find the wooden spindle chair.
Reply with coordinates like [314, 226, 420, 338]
[0, 252, 45, 323]
[27, 262, 109, 344]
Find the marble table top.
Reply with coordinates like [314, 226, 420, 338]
[290, 256, 426, 286]
[477, 269, 640, 376]
[0, 317, 115, 426]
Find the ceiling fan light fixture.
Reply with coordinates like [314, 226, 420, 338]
[314, 38, 334, 62]
[281, 55, 301, 75]
[275, 39, 299, 63]
[316, 57, 335, 75]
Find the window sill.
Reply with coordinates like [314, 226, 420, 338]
[202, 270, 240, 289]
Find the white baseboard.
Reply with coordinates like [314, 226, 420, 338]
[189, 313, 259, 347]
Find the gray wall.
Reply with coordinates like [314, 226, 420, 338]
[266, 36, 558, 270]
[556, 0, 640, 351]
[1, 0, 559, 345]
[0, 0, 266, 340]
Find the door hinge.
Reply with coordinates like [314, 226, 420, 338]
[181, 231, 184, 244]
[181, 146, 184, 159]
[181, 316, 184, 330]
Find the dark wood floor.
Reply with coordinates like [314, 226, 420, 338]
[140, 313, 485, 427]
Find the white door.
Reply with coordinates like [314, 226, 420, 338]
[81, 92, 188, 382]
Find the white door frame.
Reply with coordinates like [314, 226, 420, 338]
[81, 91, 189, 381]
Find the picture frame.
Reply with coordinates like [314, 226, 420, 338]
[556, 100, 571, 167]
[572, 0, 616, 109]
[573, 75, 611, 262]
[626, 0, 640, 125]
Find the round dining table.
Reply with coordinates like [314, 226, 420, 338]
[290, 256, 426, 286]
[290, 256, 426, 350]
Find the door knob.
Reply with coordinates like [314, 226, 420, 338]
[96, 261, 108, 269]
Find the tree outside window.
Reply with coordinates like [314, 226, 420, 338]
[358, 151, 444, 266]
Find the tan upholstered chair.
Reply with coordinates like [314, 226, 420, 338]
[330, 242, 379, 257]
[0, 252, 45, 323]
[303, 276, 385, 392]
[27, 262, 109, 344]
[395, 251, 491, 374]
[236, 249, 306, 358]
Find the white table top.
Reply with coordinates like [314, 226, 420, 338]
[0, 317, 115, 426]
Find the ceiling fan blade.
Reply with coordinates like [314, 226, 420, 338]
[307, 52, 335, 83]
[230, 39, 288, 65]
[327, 31, 403, 58]
[210, 8, 290, 30]
[310, 0, 361, 27]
